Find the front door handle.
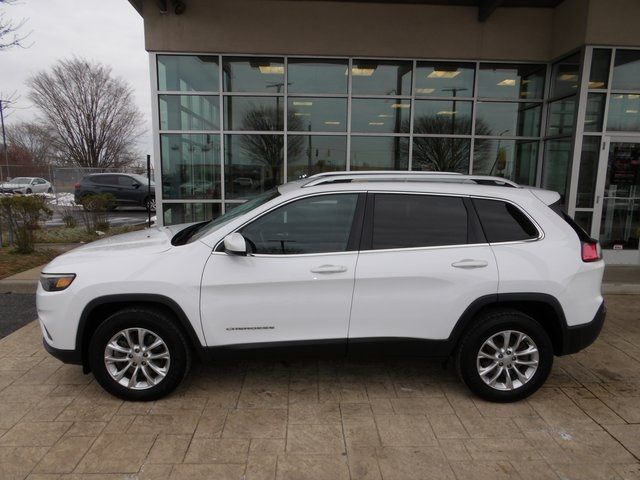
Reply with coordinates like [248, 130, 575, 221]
[451, 259, 488, 269]
[311, 264, 348, 274]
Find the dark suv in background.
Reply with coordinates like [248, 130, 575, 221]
[75, 173, 155, 211]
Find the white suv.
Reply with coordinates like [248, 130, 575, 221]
[37, 172, 605, 402]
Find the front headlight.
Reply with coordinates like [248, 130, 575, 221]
[40, 273, 76, 292]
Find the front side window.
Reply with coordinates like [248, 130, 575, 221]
[473, 198, 539, 243]
[241, 194, 359, 255]
[371, 194, 468, 249]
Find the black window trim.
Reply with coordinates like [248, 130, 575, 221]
[213, 191, 367, 257]
[360, 191, 486, 253]
[470, 195, 545, 245]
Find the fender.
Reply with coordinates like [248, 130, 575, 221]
[77, 294, 207, 368]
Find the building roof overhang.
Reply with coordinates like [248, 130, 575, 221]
[127, 0, 565, 22]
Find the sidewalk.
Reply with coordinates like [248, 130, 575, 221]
[1, 260, 639, 294]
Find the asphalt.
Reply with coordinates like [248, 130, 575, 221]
[0, 292, 37, 339]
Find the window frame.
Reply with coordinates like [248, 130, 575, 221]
[359, 191, 486, 252]
[214, 191, 366, 257]
[470, 196, 544, 245]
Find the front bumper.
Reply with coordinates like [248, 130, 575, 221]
[560, 301, 606, 355]
[42, 338, 82, 365]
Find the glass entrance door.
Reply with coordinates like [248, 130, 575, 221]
[592, 137, 640, 264]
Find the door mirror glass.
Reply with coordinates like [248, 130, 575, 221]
[132, 182, 140, 188]
[223, 232, 247, 256]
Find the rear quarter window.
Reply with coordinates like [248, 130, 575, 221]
[473, 198, 539, 243]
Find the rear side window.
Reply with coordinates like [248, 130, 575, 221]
[473, 198, 539, 243]
[372, 194, 468, 249]
[549, 201, 593, 241]
[90, 175, 117, 185]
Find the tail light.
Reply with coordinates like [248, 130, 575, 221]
[581, 241, 601, 262]
[74, 183, 81, 189]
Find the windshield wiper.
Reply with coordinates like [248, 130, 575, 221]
[171, 221, 209, 246]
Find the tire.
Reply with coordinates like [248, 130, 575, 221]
[88, 307, 192, 401]
[47, 187, 53, 193]
[26, 188, 32, 194]
[145, 196, 156, 212]
[456, 309, 553, 402]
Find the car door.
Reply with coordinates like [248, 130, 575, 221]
[200, 192, 365, 352]
[116, 175, 141, 204]
[348, 192, 499, 354]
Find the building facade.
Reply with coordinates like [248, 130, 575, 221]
[130, 0, 640, 264]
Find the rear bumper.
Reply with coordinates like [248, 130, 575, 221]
[42, 338, 82, 365]
[560, 301, 606, 355]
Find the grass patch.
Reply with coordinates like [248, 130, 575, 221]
[0, 248, 59, 279]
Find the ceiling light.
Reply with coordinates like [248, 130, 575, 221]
[378, 114, 392, 118]
[258, 65, 284, 74]
[625, 109, 639, 114]
[324, 121, 341, 125]
[294, 113, 310, 116]
[497, 79, 516, 86]
[559, 73, 578, 82]
[391, 103, 410, 109]
[368, 122, 385, 126]
[293, 101, 313, 106]
[628, 94, 640, 99]
[416, 88, 436, 94]
[349, 67, 375, 76]
[428, 69, 460, 79]
[437, 110, 456, 116]
[588, 81, 605, 88]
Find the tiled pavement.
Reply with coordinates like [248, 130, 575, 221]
[1, 296, 640, 479]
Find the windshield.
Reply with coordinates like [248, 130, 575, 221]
[9, 177, 31, 184]
[186, 189, 280, 244]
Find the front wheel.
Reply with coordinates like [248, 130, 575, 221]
[456, 309, 553, 402]
[88, 307, 191, 401]
[145, 196, 156, 212]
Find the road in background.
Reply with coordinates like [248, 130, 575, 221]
[0, 293, 36, 339]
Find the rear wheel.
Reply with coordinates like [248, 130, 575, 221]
[145, 196, 156, 212]
[456, 309, 553, 402]
[26, 188, 32, 194]
[88, 307, 191, 401]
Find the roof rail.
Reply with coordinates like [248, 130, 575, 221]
[301, 171, 519, 188]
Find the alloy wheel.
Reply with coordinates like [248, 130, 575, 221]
[476, 330, 539, 391]
[104, 327, 170, 390]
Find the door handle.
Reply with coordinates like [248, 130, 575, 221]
[310, 264, 348, 274]
[451, 259, 488, 269]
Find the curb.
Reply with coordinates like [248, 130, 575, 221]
[602, 284, 640, 295]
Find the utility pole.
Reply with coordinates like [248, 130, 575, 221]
[0, 99, 8, 182]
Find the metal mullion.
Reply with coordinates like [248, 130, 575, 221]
[287, 93, 349, 98]
[607, 89, 640, 95]
[346, 58, 353, 170]
[566, 47, 590, 216]
[223, 92, 284, 97]
[283, 56, 288, 183]
[158, 91, 219, 96]
[218, 54, 225, 214]
[413, 134, 473, 139]
[414, 95, 475, 102]
[469, 61, 480, 174]
[159, 130, 220, 135]
[475, 98, 544, 104]
[349, 94, 412, 100]
[348, 132, 411, 137]
[601, 47, 617, 133]
[536, 62, 552, 186]
[162, 199, 224, 204]
[408, 59, 417, 170]
[474, 135, 541, 141]
[223, 131, 285, 135]
[287, 131, 348, 136]
[149, 52, 164, 226]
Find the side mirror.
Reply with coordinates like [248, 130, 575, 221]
[223, 232, 247, 256]
[132, 182, 140, 188]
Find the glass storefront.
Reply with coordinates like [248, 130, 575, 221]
[155, 54, 550, 225]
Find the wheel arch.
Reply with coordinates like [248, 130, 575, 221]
[77, 294, 206, 372]
[449, 293, 567, 357]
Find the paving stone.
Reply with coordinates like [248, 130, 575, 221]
[146, 434, 192, 464]
[0, 421, 72, 447]
[276, 454, 350, 480]
[223, 408, 287, 439]
[376, 446, 453, 480]
[33, 435, 95, 474]
[183, 438, 249, 463]
[169, 464, 245, 480]
[605, 424, 640, 458]
[75, 433, 156, 473]
[286, 423, 345, 454]
[288, 402, 341, 424]
[0, 446, 48, 480]
[375, 414, 437, 447]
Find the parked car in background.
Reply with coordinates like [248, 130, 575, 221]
[0, 177, 53, 194]
[74, 173, 155, 211]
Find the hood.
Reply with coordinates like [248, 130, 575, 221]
[46, 224, 193, 268]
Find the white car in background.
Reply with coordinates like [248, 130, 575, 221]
[0, 177, 53, 194]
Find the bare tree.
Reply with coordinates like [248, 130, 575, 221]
[28, 58, 144, 169]
[7, 121, 56, 164]
[0, 0, 30, 50]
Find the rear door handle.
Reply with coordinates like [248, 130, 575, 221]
[451, 259, 488, 269]
[311, 264, 348, 274]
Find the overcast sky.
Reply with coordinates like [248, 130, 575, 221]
[1, 0, 153, 156]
